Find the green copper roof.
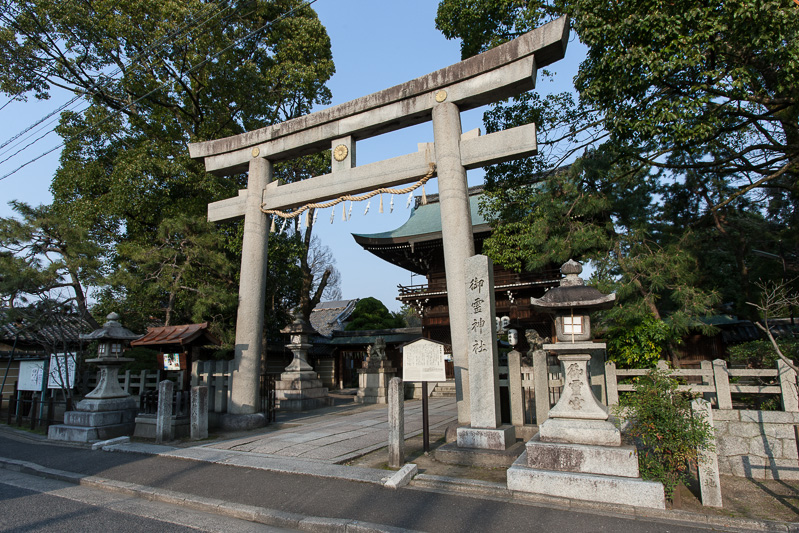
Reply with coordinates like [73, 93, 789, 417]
[353, 193, 488, 242]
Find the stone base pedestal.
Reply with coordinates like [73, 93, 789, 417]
[507, 450, 666, 509]
[436, 440, 526, 467]
[355, 361, 395, 404]
[539, 417, 621, 447]
[275, 371, 327, 412]
[134, 415, 190, 439]
[48, 396, 137, 443]
[456, 425, 516, 450]
[218, 412, 269, 431]
[506, 433, 665, 509]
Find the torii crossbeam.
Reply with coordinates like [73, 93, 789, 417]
[189, 16, 569, 427]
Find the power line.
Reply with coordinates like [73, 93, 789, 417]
[0, 0, 320, 182]
[0, 0, 239, 165]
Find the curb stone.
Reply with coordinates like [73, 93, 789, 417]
[410, 473, 797, 532]
[0, 457, 422, 533]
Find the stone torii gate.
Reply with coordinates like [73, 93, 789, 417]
[188, 17, 569, 428]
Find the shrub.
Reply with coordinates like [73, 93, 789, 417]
[728, 339, 799, 368]
[606, 315, 673, 368]
[615, 369, 715, 499]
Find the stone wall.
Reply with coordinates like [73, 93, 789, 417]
[713, 409, 799, 480]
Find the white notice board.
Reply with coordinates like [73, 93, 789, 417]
[402, 339, 446, 382]
[17, 354, 77, 391]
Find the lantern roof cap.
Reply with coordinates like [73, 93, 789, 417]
[530, 260, 615, 312]
[80, 312, 142, 342]
[280, 315, 316, 336]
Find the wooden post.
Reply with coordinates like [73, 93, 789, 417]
[422, 381, 430, 453]
[712, 359, 732, 410]
[30, 396, 38, 430]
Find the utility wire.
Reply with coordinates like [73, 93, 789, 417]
[0, 0, 319, 182]
[0, 0, 240, 164]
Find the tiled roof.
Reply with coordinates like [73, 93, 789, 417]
[131, 322, 221, 347]
[0, 309, 94, 346]
[309, 299, 359, 337]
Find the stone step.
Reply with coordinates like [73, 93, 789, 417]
[430, 381, 457, 398]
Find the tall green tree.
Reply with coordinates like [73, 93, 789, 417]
[436, 0, 798, 364]
[0, 201, 103, 328]
[0, 0, 336, 337]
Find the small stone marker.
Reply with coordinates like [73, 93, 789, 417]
[191, 385, 209, 440]
[464, 254, 501, 428]
[156, 380, 174, 444]
[692, 398, 723, 507]
[388, 377, 404, 468]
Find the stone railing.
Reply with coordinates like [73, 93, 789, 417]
[605, 359, 799, 412]
[190, 360, 233, 414]
[82, 369, 184, 397]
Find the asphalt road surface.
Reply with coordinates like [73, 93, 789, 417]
[0, 469, 293, 533]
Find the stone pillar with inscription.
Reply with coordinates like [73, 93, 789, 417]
[455, 255, 516, 450]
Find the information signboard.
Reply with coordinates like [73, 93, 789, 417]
[17, 354, 77, 391]
[402, 339, 446, 382]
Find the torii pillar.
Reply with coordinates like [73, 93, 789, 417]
[433, 102, 475, 421]
[189, 16, 570, 427]
[227, 156, 271, 425]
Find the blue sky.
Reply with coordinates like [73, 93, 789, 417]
[0, 1, 585, 312]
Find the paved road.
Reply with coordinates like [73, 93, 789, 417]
[0, 432, 718, 533]
[0, 468, 292, 532]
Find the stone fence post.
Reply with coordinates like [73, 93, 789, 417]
[777, 359, 799, 412]
[155, 379, 174, 444]
[712, 359, 732, 410]
[508, 349, 524, 427]
[533, 349, 550, 425]
[692, 398, 722, 507]
[191, 385, 209, 440]
[605, 360, 619, 406]
[388, 377, 404, 468]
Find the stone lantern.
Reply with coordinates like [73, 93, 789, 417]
[273, 315, 327, 411]
[48, 312, 142, 442]
[81, 312, 141, 401]
[528, 259, 617, 445]
[507, 261, 667, 508]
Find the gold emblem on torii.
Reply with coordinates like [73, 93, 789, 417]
[333, 144, 348, 162]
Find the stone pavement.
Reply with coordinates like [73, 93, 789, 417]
[202, 397, 456, 464]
